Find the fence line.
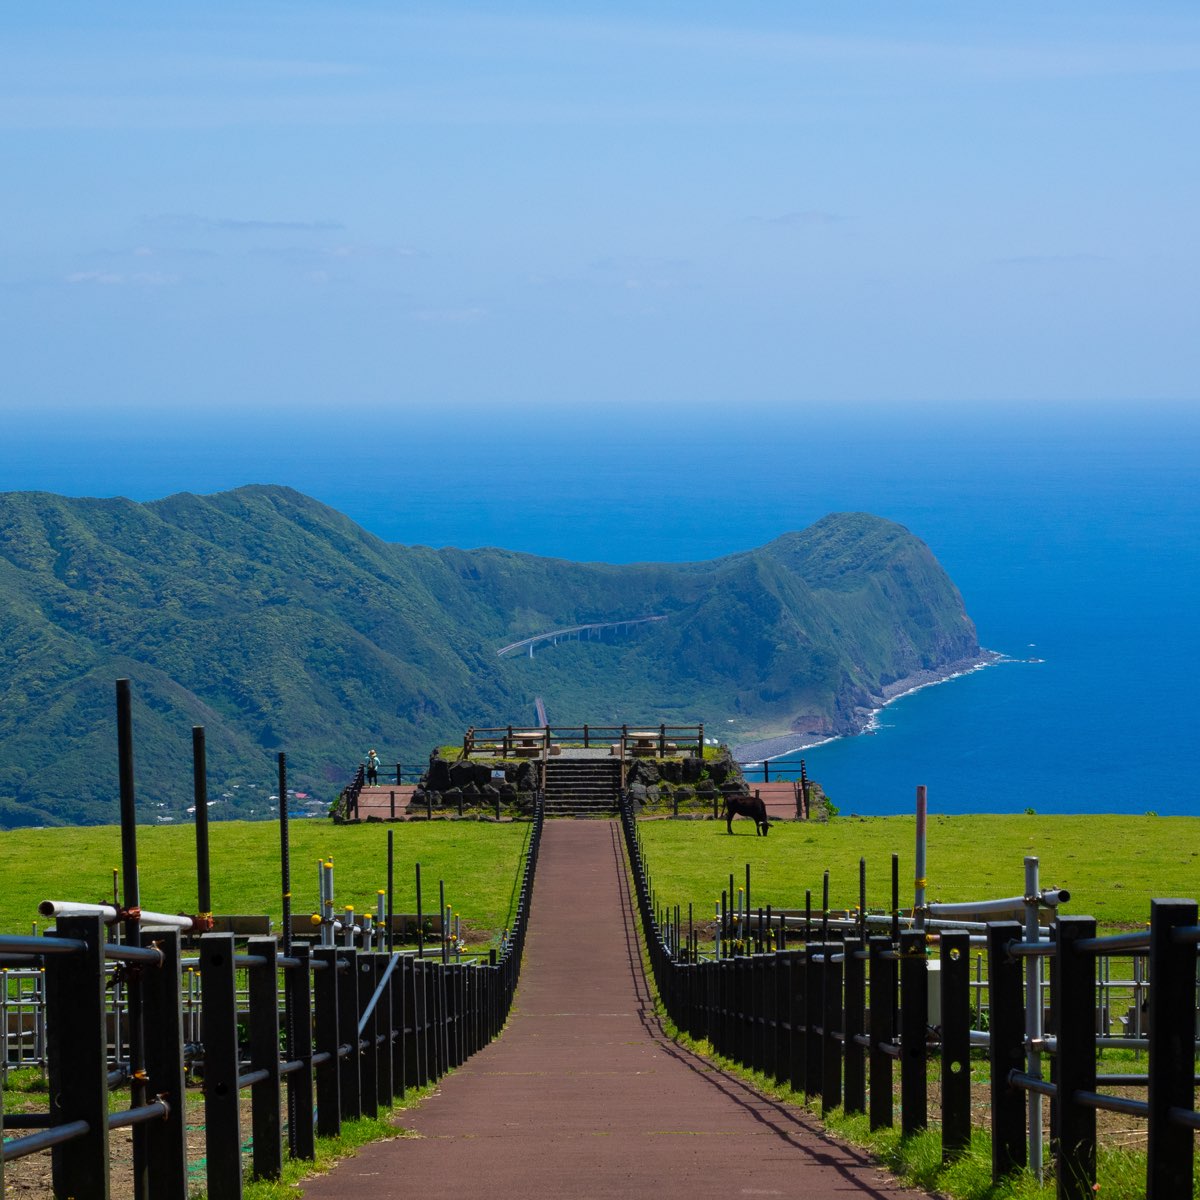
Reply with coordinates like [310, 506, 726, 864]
[620, 798, 1200, 1200]
[0, 802, 543, 1199]
[462, 723, 705, 760]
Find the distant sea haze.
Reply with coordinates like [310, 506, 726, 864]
[6, 405, 1198, 816]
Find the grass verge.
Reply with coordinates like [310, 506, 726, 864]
[0, 820, 532, 940]
[230, 1084, 437, 1200]
[622, 822, 1196, 1200]
[637, 813, 1199, 929]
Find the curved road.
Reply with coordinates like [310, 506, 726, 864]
[302, 821, 929, 1199]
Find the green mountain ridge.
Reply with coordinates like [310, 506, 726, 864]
[0, 486, 981, 827]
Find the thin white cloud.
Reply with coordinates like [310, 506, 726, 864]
[410, 306, 487, 323]
[750, 210, 842, 228]
[66, 270, 179, 286]
[993, 253, 1111, 267]
[142, 213, 344, 234]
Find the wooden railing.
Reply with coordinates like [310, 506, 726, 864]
[462, 723, 705, 760]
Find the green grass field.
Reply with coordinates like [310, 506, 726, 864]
[0, 819, 532, 942]
[2, 812, 1195, 943]
[637, 813, 1199, 929]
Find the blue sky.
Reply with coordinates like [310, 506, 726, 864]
[3, 2, 1199, 424]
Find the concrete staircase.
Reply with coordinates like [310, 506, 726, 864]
[542, 758, 622, 817]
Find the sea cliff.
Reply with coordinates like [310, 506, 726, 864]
[0, 488, 980, 825]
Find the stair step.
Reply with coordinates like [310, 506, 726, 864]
[541, 759, 622, 815]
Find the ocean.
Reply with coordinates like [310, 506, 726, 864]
[5, 403, 1197, 817]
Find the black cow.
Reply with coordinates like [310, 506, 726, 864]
[723, 792, 769, 835]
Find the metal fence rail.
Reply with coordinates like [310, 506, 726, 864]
[0, 800, 543, 1200]
[620, 797, 1199, 1200]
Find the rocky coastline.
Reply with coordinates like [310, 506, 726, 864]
[731, 650, 1000, 763]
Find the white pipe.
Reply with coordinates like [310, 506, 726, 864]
[927, 891, 1068, 918]
[38, 900, 193, 930]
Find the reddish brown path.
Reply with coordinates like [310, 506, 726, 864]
[302, 822, 928, 1200]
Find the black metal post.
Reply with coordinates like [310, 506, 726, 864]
[440, 880, 448, 965]
[288, 943, 316, 1159]
[891, 853, 900, 943]
[858, 857, 867, 940]
[115, 678, 148, 1200]
[1147, 899, 1198, 1198]
[357, 954, 379, 1119]
[278, 753, 291, 954]
[337, 949, 361, 1121]
[142, 925, 188, 1199]
[313, 946, 342, 1138]
[939, 930, 972, 1162]
[193, 726, 211, 915]
[387, 830, 395, 953]
[788, 948, 806, 1094]
[1055, 916, 1098, 1200]
[821, 941, 843, 1114]
[247, 937, 282, 1181]
[199, 932, 243, 1200]
[843, 937, 865, 1115]
[899, 928, 928, 1134]
[416, 863, 424, 958]
[277, 752, 300, 1157]
[868, 936, 894, 1131]
[46, 914, 110, 1200]
[804, 941, 822, 1101]
[986, 921, 1027, 1180]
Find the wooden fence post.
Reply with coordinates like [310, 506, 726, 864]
[357, 953, 379, 1119]
[142, 926, 188, 1198]
[337, 948, 362, 1121]
[939, 930, 972, 1161]
[247, 936, 282, 1181]
[1055, 916, 1098, 1200]
[822, 941, 844, 1114]
[287, 943, 316, 1160]
[397, 954, 415, 1095]
[987, 921, 1026, 1180]
[389, 952, 406, 1099]
[199, 932, 243, 1200]
[312, 946, 341, 1138]
[1147, 898, 1198, 1198]
[842, 937, 866, 1115]
[772, 949, 790, 1087]
[413, 958, 429, 1087]
[804, 942, 823, 1102]
[46, 915, 110, 1200]
[868, 936, 894, 1130]
[899, 929, 928, 1134]
[375, 952, 394, 1105]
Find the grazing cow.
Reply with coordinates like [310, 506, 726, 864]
[723, 792, 770, 836]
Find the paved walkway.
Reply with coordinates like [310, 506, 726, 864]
[302, 821, 927, 1199]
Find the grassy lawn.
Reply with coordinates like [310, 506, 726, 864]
[0, 819, 532, 942]
[636, 813, 1200, 929]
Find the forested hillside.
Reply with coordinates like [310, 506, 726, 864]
[0, 487, 980, 826]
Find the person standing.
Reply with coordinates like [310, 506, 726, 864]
[366, 748, 380, 786]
